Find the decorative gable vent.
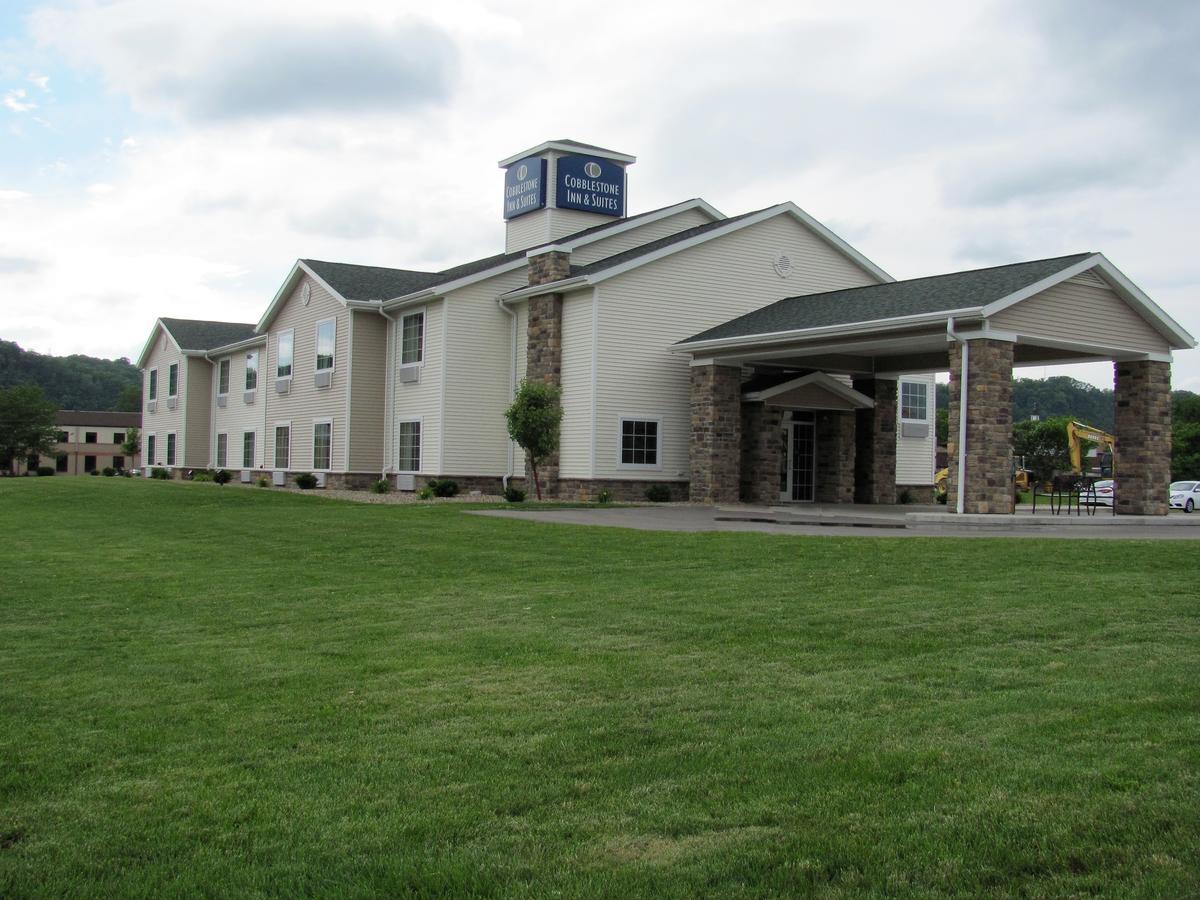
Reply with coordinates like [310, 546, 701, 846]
[772, 253, 792, 278]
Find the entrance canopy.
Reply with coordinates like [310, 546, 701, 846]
[676, 253, 1193, 374]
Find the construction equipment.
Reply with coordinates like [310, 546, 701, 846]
[934, 456, 1032, 494]
[1067, 421, 1115, 476]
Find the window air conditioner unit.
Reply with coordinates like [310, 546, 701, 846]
[314, 472, 326, 487]
[314, 371, 332, 389]
[396, 365, 420, 384]
[275, 378, 290, 394]
[395, 473, 415, 491]
[146, 400, 157, 413]
[243, 391, 256, 405]
[240, 470, 252, 483]
[216, 395, 227, 408]
[144, 467, 153, 478]
[272, 470, 286, 486]
[166, 397, 177, 410]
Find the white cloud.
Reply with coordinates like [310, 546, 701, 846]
[27, 73, 51, 92]
[86, 183, 116, 195]
[3, 88, 36, 113]
[0, 189, 31, 202]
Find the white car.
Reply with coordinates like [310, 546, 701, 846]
[1169, 481, 1200, 513]
[1080, 479, 1115, 507]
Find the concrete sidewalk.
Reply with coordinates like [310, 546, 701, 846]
[469, 502, 1200, 540]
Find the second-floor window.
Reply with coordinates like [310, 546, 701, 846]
[316, 319, 335, 371]
[245, 350, 259, 391]
[401, 311, 424, 365]
[168, 363, 178, 397]
[84, 432, 97, 444]
[148, 369, 158, 401]
[277, 331, 293, 379]
[218, 358, 230, 396]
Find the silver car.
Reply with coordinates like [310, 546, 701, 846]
[1169, 481, 1200, 513]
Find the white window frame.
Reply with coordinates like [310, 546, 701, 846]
[312, 418, 333, 472]
[314, 318, 336, 373]
[217, 358, 230, 397]
[167, 363, 178, 398]
[216, 432, 228, 468]
[396, 417, 422, 473]
[146, 433, 156, 466]
[399, 309, 425, 368]
[166, 431, 177, 467]
[616, 415, 663, 471]
[273, 422, 291, 470]
[242, 430, 256, 469]
[148, 368, 158, 401]
[900, 380, 929, 422]
[276, 329, 294, 380]
[245, 349, 259, 392]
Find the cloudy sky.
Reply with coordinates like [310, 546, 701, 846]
[1, 0, 1197, 389]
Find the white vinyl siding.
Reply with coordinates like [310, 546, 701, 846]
[896, 373, 936, 486]
[140, 327, 188, 465]
[389, 300, 446, 474]
[989, 275, 1171, 354]
[211, 349, 261, 469]
[591, 214, 880, 479]
[558, 292, 593, 478]
[569, 206, 716, 266]
[263, 278, 349, 471]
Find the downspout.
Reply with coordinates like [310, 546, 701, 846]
[378, 307, 398, 480]
[946, 317, 968, 515]
[497, 296, 518, 489]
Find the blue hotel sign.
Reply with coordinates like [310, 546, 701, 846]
[503, 156, 547, 219]
[556, 155, 625, 217]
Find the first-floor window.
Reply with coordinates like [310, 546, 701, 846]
[166, 433, 176, 466]
[397, 420, 421, 472]
[84, 455, 97, 472]
[619, 418, 660, 468]
[274, 425, 290, 469]
[243, 431, 255, 469]
[146, 434, 156, 465]
[313, 421, 332, 470]
[216, 433, 227, 468]
[56, 454, 68, 472]
[113, 456, 125, 470]
[901, 381, 928, 421]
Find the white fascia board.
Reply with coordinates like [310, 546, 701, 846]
[744, 371, 876, 409]
[499, 276, 589, 303]
[255, 260, 350, 333]
[980, 253, 1196, 349]
[1012, 331, 1173, 363]
[673, 307, 985, 354]
[776, 201, 894, 283]
[206, 334, 268, 357]
[498, 141, 637, 167]
[555, 198, 727, 251]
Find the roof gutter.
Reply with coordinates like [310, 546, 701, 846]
[499, 275, 589, 303]
[496, 295, 520, 489]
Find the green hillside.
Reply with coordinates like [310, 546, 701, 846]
[0, 339, 141, 411]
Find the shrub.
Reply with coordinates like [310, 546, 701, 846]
[503, 486, 526, 503]
[596, 489, 613, 504]
[89, 469, 100, 476]
[151, 467, 171, 480]
[122, 469, 134, 478]
[102, 467, 116, 477]
[213, 469, 231, 485]
[898, 488, 913, 504]
[645, 484, 671, 502]
[294, 473, 318, 490]
[428, 478, 459, 498]
[371, 478, 390, 494]
[192, 470, 214, 482]
[36, 466, 55, 476]
[417, 486, 434, 500]
[256, 476, 270, 488]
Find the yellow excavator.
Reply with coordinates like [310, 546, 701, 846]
[934, 418, 1115, 492]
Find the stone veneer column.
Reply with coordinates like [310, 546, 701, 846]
[690, 363, 742, 503]
[945, 339, 1014, 514]
[815, 411, 856, 504]
[524, 249, 571, 494]
[1114, 359, 1172, 516]
[851, 377, 897, 504]
[740, 402, 786, 504]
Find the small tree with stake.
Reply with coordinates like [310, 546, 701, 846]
[0, 385, 58, 475]
[504, 380, 562, 501]
[121, 426, 140, 468]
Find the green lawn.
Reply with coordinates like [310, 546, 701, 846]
[1, 479, 1197, 897]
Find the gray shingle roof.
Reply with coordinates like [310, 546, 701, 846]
[680, 253, 1094, 344]
[160, 318, 258, 351]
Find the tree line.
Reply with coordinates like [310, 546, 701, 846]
[0, 339, 141, 412]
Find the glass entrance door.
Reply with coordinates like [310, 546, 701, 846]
[778, 414, 816, 502]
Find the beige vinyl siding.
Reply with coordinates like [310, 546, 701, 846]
[569, 207, 716, 266]
[184, 358, 212, 467]
[211, 348, 264, 469]
[593, 214, 880, 480]
[896, 374, 936, 485]
[390, 300, 445, 474]
[140, 328, 186, 467]
[263, 277, 349, 471]
[990, 275, 1171, 354]
[440, 269, 531, 476]
[559, 292, 593, 478]
[349, 311, 387, 472]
